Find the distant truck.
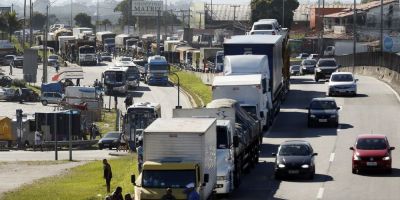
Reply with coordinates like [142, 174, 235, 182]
[58, 36, 75, 54]
[63, 40, 96, 65]
[199, 47, 223, 72]
[132, 118, 217, 200]
[249, 19, 288, 37]
[115, 34, 135, 51]
[146, 55, 169, 85]
[72, 27, 93, 40]
[224, 35, 290, 119]
[173, 99, 261, 195]
[96, 31, 116, 52]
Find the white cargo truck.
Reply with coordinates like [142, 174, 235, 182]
[132, 118, 217, 200]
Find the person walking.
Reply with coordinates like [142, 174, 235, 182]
[103, 159, 113, 193]
[111, 186, 123, 200]
[184, 183, 199, 200]
[9, 62, 12, 75]
[161, 188, 176, 200]
[124, 95, 133, 110]
[136, 140, 143, 172]
[34, 130, 43, 151]
[124, 194, 133, 200]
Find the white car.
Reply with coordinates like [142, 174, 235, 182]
[328, 72, 358, 96]
[249, 19, 287, 36]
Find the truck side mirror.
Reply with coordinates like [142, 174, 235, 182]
[233, 136, 239, 148]
[204, 174, 209, 183]
[131, 174, 136, 185]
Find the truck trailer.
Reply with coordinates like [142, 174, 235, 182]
[132, 118, 217, 200]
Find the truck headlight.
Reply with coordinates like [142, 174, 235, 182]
[301, 164, 310, 168]
[278, 164, 285, 168]
[310, 114, 316, 118]
[113, 139, 119, 143]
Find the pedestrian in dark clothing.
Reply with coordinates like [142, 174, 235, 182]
[114, 95, 118, 109]
[124, 194, 133, 200]
[9, 64, 12, 75]
[103, 159, 113, 193]
[161, 188, 176, 200]
[184, 183, 199, 200]
[124, 95, 133, 110]
[111, 186, 123, 200]
[18, 88, 23, 104]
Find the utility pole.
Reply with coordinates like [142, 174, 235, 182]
[321, 0, 325, 54]
[70, 0, 73, 26]
[23, 0, 26, 49]
[197, 12, 203, 29]
[164, 0, 167, 35]
[231, 5, 239, 22]
[157, 10, 161, 55]
[179, 10, 186, 30]
[188, 9, 191, 28]
[11, 4, 14, 12]
[380, 0, 384, 67]
[210, 0, 213, 20]
[43, 5, 49, 83]
[169, 9, 174, 33]
[353, 0, 356, 72]
[29, 0, 33, 47]
[128, 0, 132, 34]
[96, 0, 99, 32]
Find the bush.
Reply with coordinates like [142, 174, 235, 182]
[12, 79, 27, 87]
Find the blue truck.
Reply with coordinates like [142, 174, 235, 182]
[223, 35, 290, 119]
[145, 55, 169, 85]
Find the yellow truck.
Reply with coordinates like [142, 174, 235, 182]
[0, 117, 13, 146]
[132, 118, 217, 200]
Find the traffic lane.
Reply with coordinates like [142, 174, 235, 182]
[230, 76, 337, 200]
[322, 75, 400, 200]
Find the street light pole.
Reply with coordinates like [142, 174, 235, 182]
[157, 10, 161, 55]
[380, 0, 384, 67]
[170, 72, 181, 108]
[282, 0, 285, 27]
[69, 110, 73, 161]
[353, 0, 356, 73]
[43, 5, 49, 83]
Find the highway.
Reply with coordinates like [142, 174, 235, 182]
[229, 75, 400, 200]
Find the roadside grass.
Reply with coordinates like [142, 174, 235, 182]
[1, 156, 138, 200]
[95, 109, 117, 136]
[26, 85, 41, 95]
[169, 67, 212, 107]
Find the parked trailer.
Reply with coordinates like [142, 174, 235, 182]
[172, 100, 261, 194]
[132, 118, 217, 200]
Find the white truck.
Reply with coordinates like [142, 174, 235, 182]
[72, 27, 93, 39]
[58, 36, 75, 54]
[132, 118, 217, 200]
[64, 86, 102, 110]
[223, 55, 272, 130]
[173, 99, 261, 195]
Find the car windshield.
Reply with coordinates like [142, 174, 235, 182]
[331, 74, 354, 82]
[303, 60, 316, 65]
[79, 47, 95, 54]
[104, 132, 120, 139]
[356, 138, 387, 150]
[318, 60, 337, 66]
[291, 65, 300, 70]
[142, 170, 196, 188]
[49, 55, 58, 59]
[310, 100, 337, 110]
[254, 24, 273, 30]
[279, 144, 311, 156]
[101, 53, 111, 56]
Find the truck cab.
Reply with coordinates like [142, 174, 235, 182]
[78, 45, 96, 66]
[146, 55, 169, 85]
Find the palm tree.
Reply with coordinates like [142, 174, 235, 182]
[2, 11, 23, 41]
[101, 19, 112, 31]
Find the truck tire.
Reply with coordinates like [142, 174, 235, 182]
[42, 100, 48, 106]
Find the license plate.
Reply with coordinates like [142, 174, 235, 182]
[319, 119, 328, 123]
[288, 170, 299, 174]
[216, 184, 223, 188]
[366, 162, 377, 166]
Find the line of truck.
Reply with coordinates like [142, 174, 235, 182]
[130, 27, 290, 199]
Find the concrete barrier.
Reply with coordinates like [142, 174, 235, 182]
[339, 66, 400, 96]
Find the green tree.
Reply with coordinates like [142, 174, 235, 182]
[251, 0, 299, 27]
[31, 12, 46, 30]
[114, 0, 135, 26]
[0, 11, 23, 41]
[74, 13, 93, 28]
[101, 19, 112, 30]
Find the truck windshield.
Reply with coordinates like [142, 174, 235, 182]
[149, 64, 168, 71]
[127, 108, 156, 129]
[127, 68, 140, 81]
[254, 24, 273, 30]
[105, 38, 115, 44]
[104, 71, 125, 84]
[80, 47, 95, 54]
[241, 106, 258, 120]
[142, 170, 196, 188]
[217, 126, 229, 149]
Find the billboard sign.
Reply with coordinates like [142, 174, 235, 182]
[132, 1, 163, 16]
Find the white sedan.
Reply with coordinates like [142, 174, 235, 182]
[328, 72, 358, 96]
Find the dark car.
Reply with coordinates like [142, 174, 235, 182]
[314, 58, 339, 82]
[98, 131, 121, 150]
[307, 98, 340, 128]
[350, 134, 395, 174]
[0, 75, 12, 87]
[1, 55, 16, 66]
[20, 88, 40, 102]
[290, 65, 300, 75]
[300, 59, 317, 75]
[48, 55, 59, 66]
[11, 56, 24, 68]
[273, 140, 317, 179]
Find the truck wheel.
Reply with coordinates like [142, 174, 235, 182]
[42, 100, 48, 106]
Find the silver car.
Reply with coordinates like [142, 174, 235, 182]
[328, 72, 358, 96]
[41, 92, 64, 105]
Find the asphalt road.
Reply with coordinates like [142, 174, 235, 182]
[229, 75, 400, 200]
[0, 60, 191, 118]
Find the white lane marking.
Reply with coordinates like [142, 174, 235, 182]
[317, 187, 324, 199]
[329, 153, 335, 162]
[383, 81, 400, 103]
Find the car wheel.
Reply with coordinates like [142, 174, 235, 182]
[352, 168, 357, 174]
[308, 172, 315, 180]
[42, 100, 48, 106]
[334, 122, 339, 128]
[353, 92, 357, 97]
[109, 146, 112, 150]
